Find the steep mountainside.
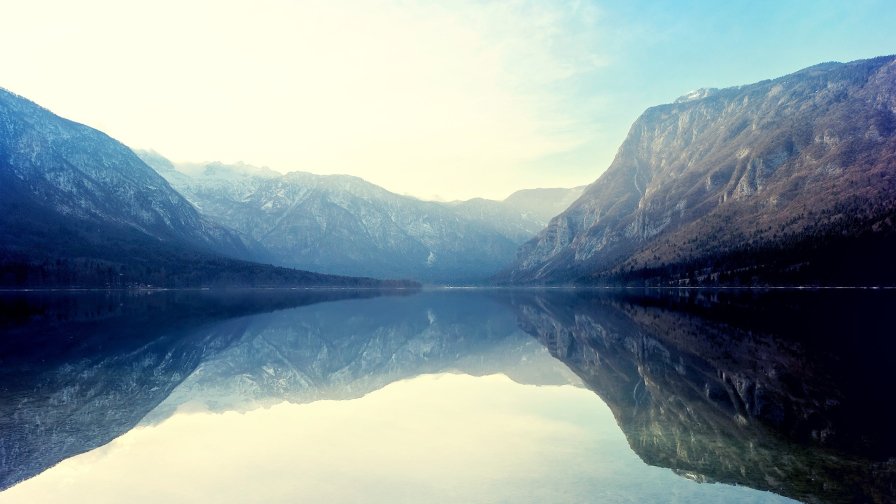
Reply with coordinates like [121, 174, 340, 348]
[137, 154, 525, 283]
[0, 89, 252, 257]
[0, 89, 412, 288]
[445, 186, 586, 243]
[506, 56, 896, 285]
[442, 197, 545, 243]
[501, 186, 586, 224]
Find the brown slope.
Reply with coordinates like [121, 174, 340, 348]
[506, 55, 896, 285]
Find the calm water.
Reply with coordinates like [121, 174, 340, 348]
[1, 288, 894, 503]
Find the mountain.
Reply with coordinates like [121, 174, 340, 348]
[136, 154, 531, 283]
[501, 186, 586, 224]
[0, 89, 412, 288]
[440, 197, 545, 244]
[0, 89, 253, 256]
[505, 56, 896, 285]
[444, 186, 586, 243]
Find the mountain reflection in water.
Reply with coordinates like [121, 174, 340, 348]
[512, 289, 896, 503]
[1, 288, 894, 503]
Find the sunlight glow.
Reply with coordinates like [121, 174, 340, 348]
[2, 0, 892, 199]
[1, 0, 606, 200]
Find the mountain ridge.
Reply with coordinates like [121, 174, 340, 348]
[503, 55, 896, 286]
[138, 152, 585, 283]
[0, 88, 416, 288]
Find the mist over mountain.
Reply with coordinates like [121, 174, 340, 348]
[0, 90, 413, 288]
[505, 56, 896, 286]
[501, 186, 586, 224]
[138, 153, 582, 283]
[7, 55, 894, 288]
[446, 186, 585, 244]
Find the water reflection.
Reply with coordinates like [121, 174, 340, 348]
[1, 288, 894, 503]
[0, 289, 399, 490]
[512, 289, 896, 503]
[144, 292, 578, 422]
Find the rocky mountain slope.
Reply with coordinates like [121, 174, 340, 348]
[501, 186, 586, 224]
[0, 90, 411, 288]
[138, 153, 579, 283]
[445, 186, 585, 244]
[0, 90, 251, 257]
[505, 56, 896, 285]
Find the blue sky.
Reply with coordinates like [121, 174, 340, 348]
[523, 0, 896, 190]
[1, 0, 894, 200]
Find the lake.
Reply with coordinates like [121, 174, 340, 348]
[1, 288, 894, 503]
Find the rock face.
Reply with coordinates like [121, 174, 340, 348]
[445, 186, 586, 244]
[0, 91, 414, 288]
[0, 89, 252, 261]
[511, 289, 896, 504]
[501, 186, 586, 224]
[137, 153, 548, 283]
[442, 197, 546, 244]
[506, 56, 896, 285]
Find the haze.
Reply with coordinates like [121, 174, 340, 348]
[2, 0, 893, 200]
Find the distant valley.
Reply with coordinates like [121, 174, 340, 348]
[137, 150, 582, 283]
[0, 85, 580, 287]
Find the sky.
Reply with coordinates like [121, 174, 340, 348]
[1, 0, 894, 200]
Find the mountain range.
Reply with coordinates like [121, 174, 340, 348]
[0, 88, 414, 288]
[137, 150, 582, 283]
[505, 55, 896, 286]
[3, 55, 895, 287]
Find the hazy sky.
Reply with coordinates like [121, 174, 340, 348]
[2, 1, 894, 200]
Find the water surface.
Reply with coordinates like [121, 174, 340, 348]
[1, 288, 894, 503]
